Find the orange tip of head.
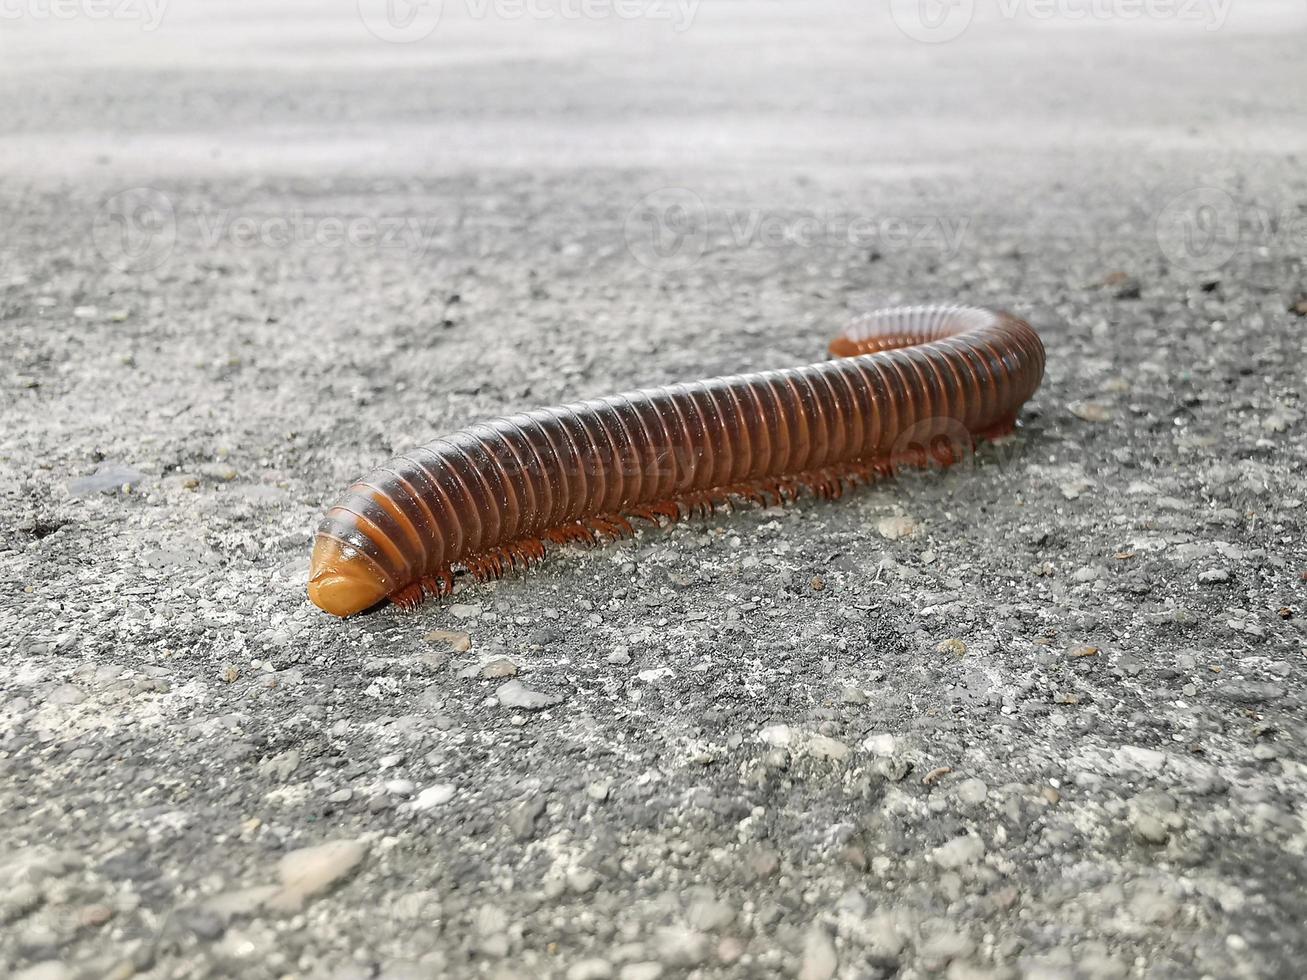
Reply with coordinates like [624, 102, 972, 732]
[307, 535, 390, 617]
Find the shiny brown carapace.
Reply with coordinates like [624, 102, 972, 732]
[308, 305, 1045, 616]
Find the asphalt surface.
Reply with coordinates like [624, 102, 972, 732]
[3, 2, 1307, 978]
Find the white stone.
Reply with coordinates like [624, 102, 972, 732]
[268, 839, 367, 912]
[931, 835, 985, 869]
[798, 926, 837, 980]
[1114, 745, 1167, 774]
[806, 735, 852, 762]
[496, 680, 562, 710]
[877, 515, 918, 540]
[861, 733, 897, 755]
[567, 958, 614, 980]
[412, 784, 457, 810]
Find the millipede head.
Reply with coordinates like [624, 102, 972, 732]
[307, 535, 393, 617]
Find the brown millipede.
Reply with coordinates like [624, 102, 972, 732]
[308, 305, 1045, 617]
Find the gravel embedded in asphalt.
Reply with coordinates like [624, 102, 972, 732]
[3, 3, 1307, 978]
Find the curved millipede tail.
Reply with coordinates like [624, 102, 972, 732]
[307, 305, 1045, 616]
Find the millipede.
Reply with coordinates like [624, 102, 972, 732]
[307, 305, 1045, 617]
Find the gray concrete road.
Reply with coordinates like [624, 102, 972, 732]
[3, 1, 1306, 977]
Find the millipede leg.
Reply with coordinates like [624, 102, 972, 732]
[626, 506, 665, 526]
[391, 583, 425, 610]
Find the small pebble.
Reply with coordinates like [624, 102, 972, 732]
[759, 724, 793, 747]
[76, 904, 114, 927]
[496, 680, 563, 710]
[1132, 814, 1170, 845]
[507, 795, 546, 840]
[862, 733, 897, 755]
[424, 629, 471, 653]
[45, 685, 86, 706]
[799, 926, 837, 980]
[653, 926, 708, 967]
[480, 657, 519, 679]
[412, 784, 457, 809]
[567, 959, 614, 980]
[931, 835, 985, 869]
[1069, 400, 1113, 422]
[13, 964, 73, 980]
[568, 868, 600, 893]
[686, 894, 735, 931]
[877, 515, 918, 540]
[806, 735, 851, 762]
[267, 839, 368, 913]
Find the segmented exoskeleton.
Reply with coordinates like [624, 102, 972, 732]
[308, 305, 1045, 616]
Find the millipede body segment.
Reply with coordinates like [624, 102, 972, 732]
[308, 305, 1045, 617]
